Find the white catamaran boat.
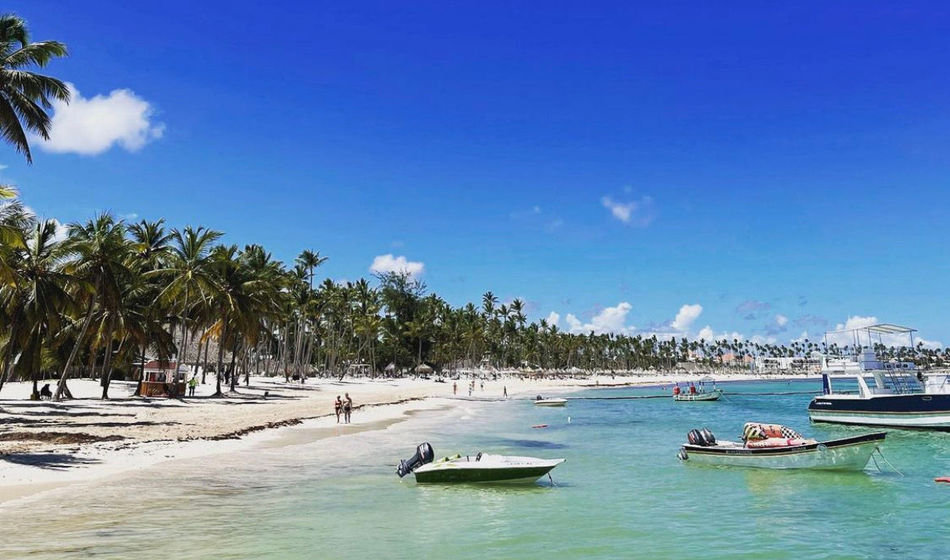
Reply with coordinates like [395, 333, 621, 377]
[396, 443, 564, 483]
[807, 324, 950, 430]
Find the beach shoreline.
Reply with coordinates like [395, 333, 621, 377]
[0, 372, 819, 504]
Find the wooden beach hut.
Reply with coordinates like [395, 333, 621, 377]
[140, 360, 188, 397]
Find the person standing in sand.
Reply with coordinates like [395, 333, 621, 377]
[335, 395, 343, 423]
[453, 382, 457, 395]
[344, 393, 353, 423]
[188, 375, 198, 397]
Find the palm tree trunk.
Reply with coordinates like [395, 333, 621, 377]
[100, 314, 117, 399]
[228, 341, 239, 392]
[55, 282, 100, 401]
[178, 291, 190, 379]
[201, 336, 210, 384]
[0, 312, 23, 393]
[213, 321, 228, 397]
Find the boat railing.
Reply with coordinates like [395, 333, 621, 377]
[881, 370, 923, 395]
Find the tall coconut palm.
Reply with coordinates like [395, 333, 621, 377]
[153, 226, 222, 385]
[0, 218, 71, 394]
[54, 214, 130, 400]
[0, 15, 69, 164]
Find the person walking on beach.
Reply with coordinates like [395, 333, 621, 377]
[335, 395, 343, 423]
[503, 386, 507, 398]
[344, 393, 353, 424]
[453, 382, 457, 395]
[188, 375, 198, 397]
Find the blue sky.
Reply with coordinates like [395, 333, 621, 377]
[4, 2, 950, 346]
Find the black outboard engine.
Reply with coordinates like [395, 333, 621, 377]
[687, 428, 717, 447]
[396, 442, 434, 478]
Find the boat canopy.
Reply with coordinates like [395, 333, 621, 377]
[826, 323, 917, 336]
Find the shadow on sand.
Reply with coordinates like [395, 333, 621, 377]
[0, 452, 101, 470]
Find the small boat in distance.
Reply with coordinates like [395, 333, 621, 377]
[678, 423, 885, 470]
[534, 396, 568, 407]
[808, 324, 950, 430]
[673, 378, 722, 401]
[396, 442, 564, 484]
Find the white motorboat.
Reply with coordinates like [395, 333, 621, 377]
[807, 324, 950, 430]
[534, 396, 567, 407]
[396, 443, 564, 483]
[678, 424, 885, 470]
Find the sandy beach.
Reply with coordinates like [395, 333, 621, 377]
[0, 371, 816, 504]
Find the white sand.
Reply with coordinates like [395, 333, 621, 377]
[0, 371, 816, 503]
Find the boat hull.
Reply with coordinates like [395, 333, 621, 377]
[534, 399, 567, 407]
[414, 464, 560, 484]
[808, 394, 950, 429]
[681, 433, 885, 470]
[674, 389, 722, 402]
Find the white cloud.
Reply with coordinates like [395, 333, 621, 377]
[545, 311, 560, 327]
[694, 324, 745, 343]
[697, 325, 714, 341]
[749, 334, 778, 345]
[776, 314, 788, 327]
[792, 331, 810, 343]
[369, 254, 425, 277]
[671, 304, 703, 331]
[566, 302, 634, 334]
[600, 195, 655, 226]
[36, 83, 165, 155]
[48, 218, 68, 244]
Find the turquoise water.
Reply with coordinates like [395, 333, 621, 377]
[4, 380, 950, 559]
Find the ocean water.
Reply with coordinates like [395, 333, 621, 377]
[3, 380, 950, 559]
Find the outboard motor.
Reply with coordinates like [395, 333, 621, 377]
[687, 428, 717, 447]
[396, 442, 434, 478]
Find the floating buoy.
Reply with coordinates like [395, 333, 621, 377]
[532, 424, 548, 429]
[935, 477, 950, 483]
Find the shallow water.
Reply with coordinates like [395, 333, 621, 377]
[3, 380, 950, 559]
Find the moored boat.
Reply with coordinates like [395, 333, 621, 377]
[678, 423, 885, 470]
[673, 388, 723, 402]
[396, 442, 565, 483]
[534, 396, 568, 407]
[807, 324, 950, 430]
[672, 377, 721, 401]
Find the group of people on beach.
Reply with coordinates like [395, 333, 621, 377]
[452, 380, 506, 398]
[334, 393, 353, 423]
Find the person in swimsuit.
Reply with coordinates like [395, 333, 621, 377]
[334, 395, 343, 423]
[344, 393, 353, 424]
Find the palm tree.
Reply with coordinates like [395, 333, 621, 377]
[296, 249, 327, 291]
[0, 15, 69, 164]
[0, 219, 71, 395]
[54, 214, 130, 400]
[153, 226, 222, 386]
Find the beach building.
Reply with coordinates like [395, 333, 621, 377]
[753, 356, 821, 373]
[139, 359, 189, 397]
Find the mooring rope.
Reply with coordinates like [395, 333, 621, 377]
[874, 447, 904, 476]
